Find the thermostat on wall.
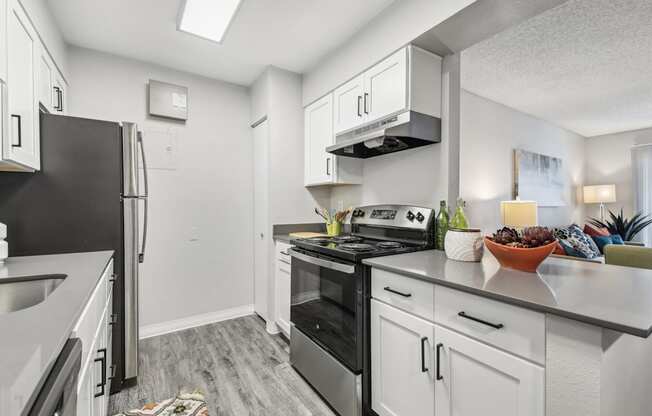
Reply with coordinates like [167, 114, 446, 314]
[148, 79, 188, 121]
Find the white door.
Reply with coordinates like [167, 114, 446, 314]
[365, 48, 408, 123]
[6, 0, 39, 169]
[253, 120, 269, 321]
[434, 324, 545, 416]
[304, 93, 334, 185]
[38, 47, 53, 111]
[371, 299, 436, 416]
[333, 74, 365, 134]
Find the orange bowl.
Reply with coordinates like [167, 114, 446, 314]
[483, 237, 557, 273]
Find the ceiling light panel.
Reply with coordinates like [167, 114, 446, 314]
[178, 0, 242, 43]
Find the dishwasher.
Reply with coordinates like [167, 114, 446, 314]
[28, 338, 82, 416]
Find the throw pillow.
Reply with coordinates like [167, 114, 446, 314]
[592, 235, 613, 254]
[584, 223, 610, 237]
[611, 234, 624, 245]
[558, 238, 588, 258]
[555, 224, 601, 259]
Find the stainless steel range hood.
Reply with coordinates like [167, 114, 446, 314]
[326, 111, 441, 159]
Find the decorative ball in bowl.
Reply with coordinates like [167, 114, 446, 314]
[484, 227, 558, 273]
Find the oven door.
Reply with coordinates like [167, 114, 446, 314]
[289, 247, 363, 372]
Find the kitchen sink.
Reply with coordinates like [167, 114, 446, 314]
[0, 274, 67, 314]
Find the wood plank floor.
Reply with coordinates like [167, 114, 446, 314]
[109, 315, 336, 416]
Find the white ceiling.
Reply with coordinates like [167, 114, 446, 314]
[48, 0, 395, 86]
[461, 0, 652, 137]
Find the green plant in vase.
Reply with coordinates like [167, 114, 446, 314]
[588, 209, 652, 241]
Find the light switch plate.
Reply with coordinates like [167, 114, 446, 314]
[148, 79, 188, 121]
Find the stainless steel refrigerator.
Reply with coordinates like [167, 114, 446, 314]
[0, 112, 148, 392]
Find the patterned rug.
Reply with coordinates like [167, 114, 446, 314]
[113, 391, 209, 416]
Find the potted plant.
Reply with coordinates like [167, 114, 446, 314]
[484, 227, 558, 272]
[587, 209, 652, 242]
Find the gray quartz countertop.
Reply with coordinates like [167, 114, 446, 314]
[363, 250, 652, 338]
[0, 251, 114, 416]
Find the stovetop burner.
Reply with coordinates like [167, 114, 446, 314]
[376, 241, 404, 249]
[332, 235, 363, 243]
[305, 237, 333, 245]
[338, 243, 377, 252]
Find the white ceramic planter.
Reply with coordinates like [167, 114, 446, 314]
[444, 228, 483, 262]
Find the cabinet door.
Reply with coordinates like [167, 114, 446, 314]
[333, 74, 364, 134]
[77, 362, 95, 416]
[37, 46, 54, 112]
[364, 48, 407, 123]
[53, 71, 66, 114]
[0, 0, 7, 82]
[434, 324, 544, 416]
[5, 0, 39, 169]
[371, 299, 435, 416]
[275, 258, 291, 336]
[304, 93, 334, 185]
[93, 328, 108, 416]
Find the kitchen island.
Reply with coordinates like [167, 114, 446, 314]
[0, 251, 114, 416]
[364, 250, 652, 416]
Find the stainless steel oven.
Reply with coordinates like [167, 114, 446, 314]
[28, 338, 82, 416]
[289, 247, 364, 416]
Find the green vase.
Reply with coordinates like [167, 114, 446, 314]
[435, 200, 449, 250]
[450, 198, 469, 229]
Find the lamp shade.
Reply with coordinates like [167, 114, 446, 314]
[501, 200, 538, 228]
[583, 185, 616, 204]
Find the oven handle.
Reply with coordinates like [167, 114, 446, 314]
[288, 248, 356, 274]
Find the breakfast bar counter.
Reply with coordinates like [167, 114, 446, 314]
[364, 249, 652, 337]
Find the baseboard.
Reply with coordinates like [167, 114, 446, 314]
[139, 304, 255, 339]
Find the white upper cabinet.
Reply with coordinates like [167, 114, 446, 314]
[0, 0, 7, 82]
[434, 324, 545, 416]
[4, 0, 40, 170]
[38, 44, 54, 111]
[305, 93, 334, 185]
[365, 48, 408, 123]
[333, 75, 365, 134]
[304, 93, 361, 186]
[371, 299, 436, 416]
[332, 45, 441, 135]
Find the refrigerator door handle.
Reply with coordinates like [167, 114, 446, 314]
[137, 131, 149, 198]
[137, 131, 148, 263]
[138, 197, 147, 263]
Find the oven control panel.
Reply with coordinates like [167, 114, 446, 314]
[351, 205, 435, 230]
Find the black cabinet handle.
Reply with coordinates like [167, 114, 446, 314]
[10, 114, 21, 147]
[436, 343, 443, 380]
[58, 88, 63, 112]
[363, 93, 369, 114]
[458, 311, 504, 329]
[108, 313, 118, 326]
[94, 348, 107, 397]
[383, 286, 412, 298]
[421, 337, 428, 373]
[326, 157, 331, 176]
[357, 95, 362, 117]
[53, 86, 61, 110]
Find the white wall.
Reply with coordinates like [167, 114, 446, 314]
[584, 127, 652, 218]
[302, 0, 475, 106]
[68, 46, 254, 328]
[20, 0, 68, 78]
[460, 90, 586, 233]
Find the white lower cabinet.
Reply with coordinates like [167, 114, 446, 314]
[275, 241, 292, 337]
[434, 324, 544, 416]
[74, 260, 114, 416]
[370, 270, 545, 416]
[371, 299, 435, 416]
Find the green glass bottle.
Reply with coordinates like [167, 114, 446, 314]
[450, 198, 469, 229]
[435, 200, 449, 250]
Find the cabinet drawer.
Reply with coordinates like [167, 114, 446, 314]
[372, 269, 434, 322]
[72, 259, 113, 371]
[434, 285, 545, 365]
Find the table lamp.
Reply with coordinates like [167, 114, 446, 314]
[583, 185, 616, 222]
[500, 200, 538, 228]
